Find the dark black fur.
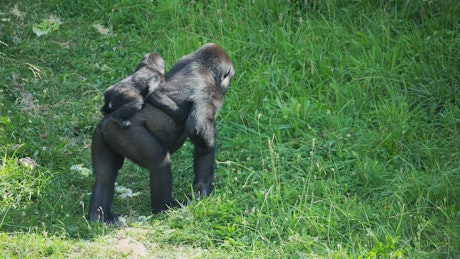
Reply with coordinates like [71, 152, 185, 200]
[101, 53, 187, 128]
[88, 44, 235, 222]
[148, 43, 235, 151]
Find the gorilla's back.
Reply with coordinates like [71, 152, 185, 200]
[135, 103, 186, 153]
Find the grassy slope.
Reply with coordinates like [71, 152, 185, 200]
[1, 0, 459, 257]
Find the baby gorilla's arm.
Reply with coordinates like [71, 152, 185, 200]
[145, 90, 191, 123]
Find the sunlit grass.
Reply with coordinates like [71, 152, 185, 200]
[0, 0, 459, 257]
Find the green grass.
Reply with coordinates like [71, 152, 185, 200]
[1, 0, 459, 257]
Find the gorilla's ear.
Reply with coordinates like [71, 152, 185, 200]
[224, 68, 233, 79]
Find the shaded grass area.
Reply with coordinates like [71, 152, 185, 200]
[1, 0, 459, 257]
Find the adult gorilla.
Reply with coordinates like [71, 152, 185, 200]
[88, 44, 235, 223]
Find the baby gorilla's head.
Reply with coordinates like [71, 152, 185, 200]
[131, 53, 166, 95]
[134, 53, 165, 74]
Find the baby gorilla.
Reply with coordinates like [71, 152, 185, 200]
[101, 53, 186, 128]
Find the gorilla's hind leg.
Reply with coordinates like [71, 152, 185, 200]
[100, 118, 177, 215]
[88, 124, 124, 223]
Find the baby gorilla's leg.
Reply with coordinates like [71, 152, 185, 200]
[110, 115, 132, 129]
[109, 100, 144, 129]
